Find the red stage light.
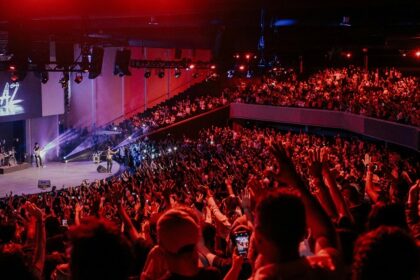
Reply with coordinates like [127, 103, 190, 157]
[235, 54, 240, 59]
[245, 54, 251, 59]
[188, 64, 195, 69]
[239, 65, 245, 71]
[415, 51, 420, 58]
[210, 65, 216, 70]
[9, 65, 16, 71]
[11, 73, 18, 82]
[346, 52, 352, 58]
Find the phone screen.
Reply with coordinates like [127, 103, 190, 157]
[234, 231, 249, 257]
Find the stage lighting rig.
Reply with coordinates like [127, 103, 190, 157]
[59, 72, 69, 88]
[144, 70, 151, 78]
[41, 71, 49, 84]
[174, 68, 181, 78]
[74, 73, 83, 84]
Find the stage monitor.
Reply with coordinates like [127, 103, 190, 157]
[38, 179, 51, 190]
[0, 72, 42, 122]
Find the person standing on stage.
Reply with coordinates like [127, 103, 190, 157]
[33, 142, 43, 167]
[106, 146, 117, 173]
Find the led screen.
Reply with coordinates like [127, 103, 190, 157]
[0, 72, 42, 122]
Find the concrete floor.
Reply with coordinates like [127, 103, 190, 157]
[0, 160, 120, 197]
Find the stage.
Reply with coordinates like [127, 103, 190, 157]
[0, 160, 120, 197]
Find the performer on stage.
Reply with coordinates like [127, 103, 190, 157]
[106, 146, 117, 173]
[33, 142, 43, 167]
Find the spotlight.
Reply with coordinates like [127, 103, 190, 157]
[9, 65, 16, 71]
[174, 68, 181, 78]
[74, 73, 83, 84]
[239, 65, 245, 71]
[144, 70, 151, 78]
[402, 53, 407, 57]
[346, 52, 352, 58]
[113, 126, 118, 131]
[210, 64, 216, 70]
[81, 55, 90, 73]
[10, 72, 19, 83]
[41, 71, 49, 84]
[245, 54, 251, 59]
[234, 54, 240, 59]
[416, 50, 420, 58]
[59, 73, 69, 88]
[128, 136, 132, 140]
[188, 64, 195, 70]
[158, 69, 165, 78]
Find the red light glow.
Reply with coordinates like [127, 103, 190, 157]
[346, 52, 352, 58]
[188, 64, 195, 69]
[245, 54, 251, 59]
[415, 51, 420, 58]
[239, 65, 245, 71]
[210, 65, 216, 70]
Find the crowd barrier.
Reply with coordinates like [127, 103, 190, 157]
[230, 103, 419, 151]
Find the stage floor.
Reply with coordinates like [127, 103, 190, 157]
[0, 161, 120, 197]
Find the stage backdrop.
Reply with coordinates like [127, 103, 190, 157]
[0, 72, 42, 123]
[68, 47, 211, 129]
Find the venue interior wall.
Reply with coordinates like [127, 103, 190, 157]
[68, 47, 211, 129]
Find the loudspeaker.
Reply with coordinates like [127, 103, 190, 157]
[114, 49, 131, 76]
[89, 46, 104, 79]
[175, 48, 182, 59]
[97, 165, 107, 173]
[38, 180, 51, 190]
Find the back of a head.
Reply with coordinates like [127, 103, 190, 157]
[367, 202, 408, 231]
[70, 217, 132, 280]
[0, 246, 36, 280]
[157, 208, 200, 255]
[352, 226, 419, 280]
[255, 189, 306, 251]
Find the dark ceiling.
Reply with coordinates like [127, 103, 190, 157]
[0, 0, 419, 58]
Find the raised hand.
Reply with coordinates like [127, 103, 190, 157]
[308, 148, 323, 179]
[195, 192, 204, 204]
[25, 202, 43, 221]
[240, 187, 252, 210]
[269, 142, 300, 186]
[362, 153, 371, 167]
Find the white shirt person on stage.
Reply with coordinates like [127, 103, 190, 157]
[33, 142, 43, 167]
[106, 146, 118, 173]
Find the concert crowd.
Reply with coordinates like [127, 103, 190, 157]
[1, 124, 419, 279]
[58, 66, 419, 160]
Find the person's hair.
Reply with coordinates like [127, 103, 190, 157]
[352, 226, 419, 280]
[69, 217, 132, 280]
[0, 221, 16, 245]
[0, 249, 36, 280]
[202, 222, 216, 251]
[367, 202, 408, 231]
[255, 189, 306, 251]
